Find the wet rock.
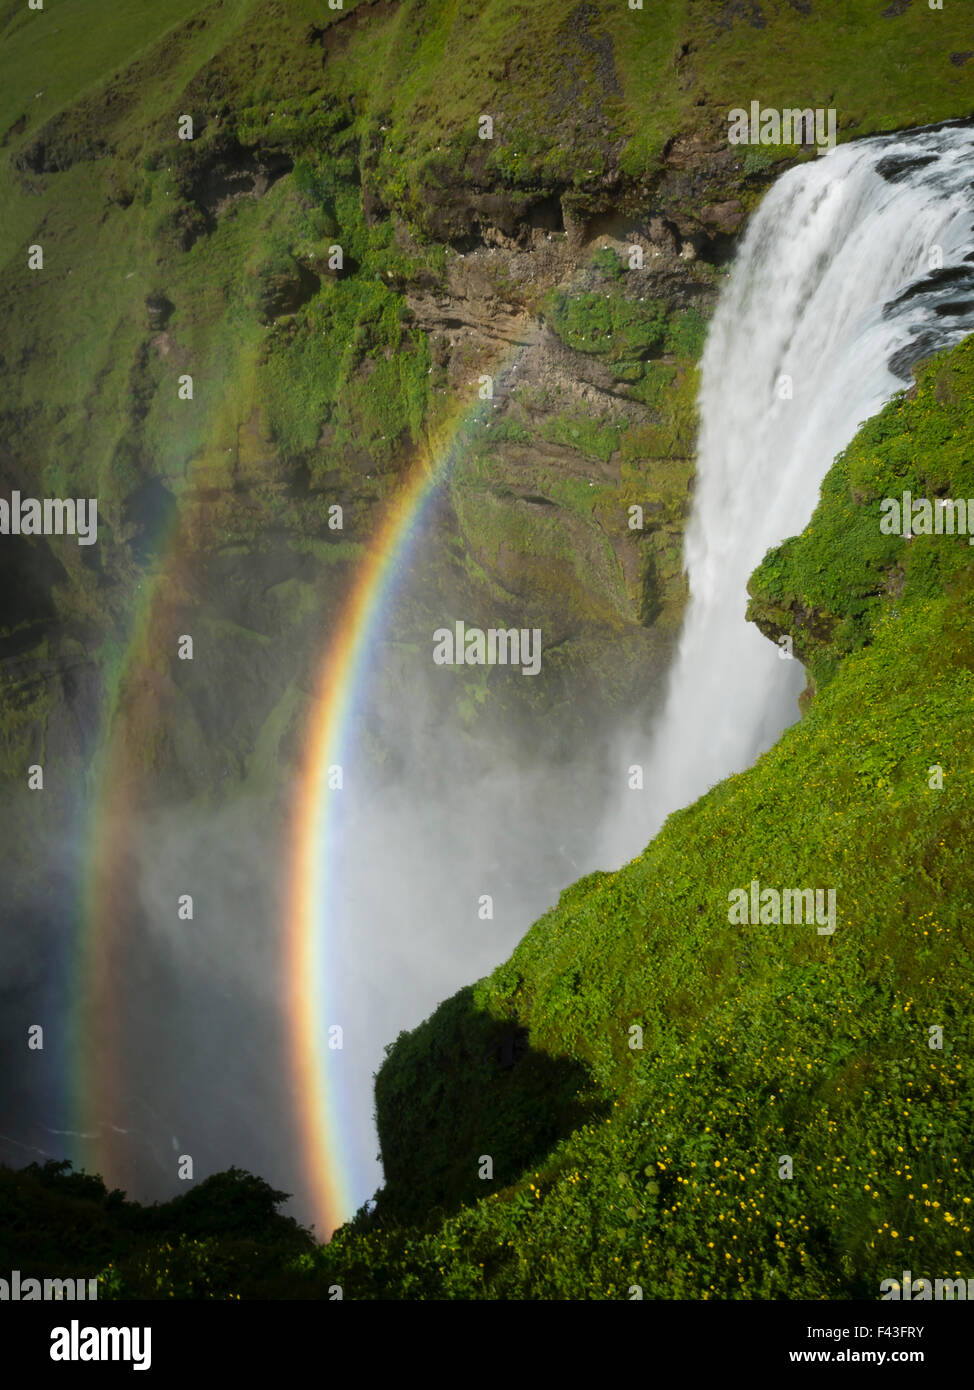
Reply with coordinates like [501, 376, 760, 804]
[700, 199, 744, 235]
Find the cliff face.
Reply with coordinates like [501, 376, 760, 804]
[0, 5, 716, 807]
[3, 0, 971, 809]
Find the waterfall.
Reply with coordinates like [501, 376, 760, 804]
[598, 120, 974, 867]
[306, 122, 974, 1222]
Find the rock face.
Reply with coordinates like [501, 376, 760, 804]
[183, 140, 294, 222]
[400, 217, 714, 654]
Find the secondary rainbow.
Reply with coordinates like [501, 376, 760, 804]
[73, 491, 192, 1185]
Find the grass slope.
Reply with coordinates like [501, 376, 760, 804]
[309, 339, 974, 1299]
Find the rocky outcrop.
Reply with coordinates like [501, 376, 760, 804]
[254, 261, 320, 323]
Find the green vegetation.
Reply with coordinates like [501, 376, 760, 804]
[307, 338, 974, 1299]
[748, 350, 974, 690]
[0, 1162, 314, 1300]
[539, 412, 625, 465]
[545, 289, 667, 362]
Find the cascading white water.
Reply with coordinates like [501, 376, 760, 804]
[598, 120, 974, 867]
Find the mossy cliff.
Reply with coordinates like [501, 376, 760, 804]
[3, 0, 972, 801]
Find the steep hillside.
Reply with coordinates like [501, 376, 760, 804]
[307, 339, 974, 1299]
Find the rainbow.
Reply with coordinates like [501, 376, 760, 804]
[286, 355, 523, 1236]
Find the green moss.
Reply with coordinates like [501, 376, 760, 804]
[540, 411, 625, 463]
[590, 246, 625, 281]
[748, 341, 974, 687]
[544, 288, 669, 362]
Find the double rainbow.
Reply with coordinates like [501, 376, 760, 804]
[79, 343, 521, 1237]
